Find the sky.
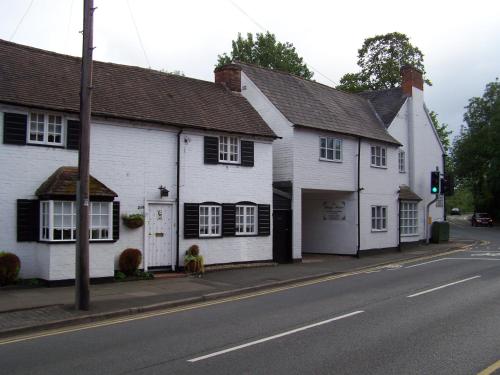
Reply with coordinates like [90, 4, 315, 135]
[1, 0, 499, 140]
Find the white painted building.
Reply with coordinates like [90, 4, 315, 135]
[0, 40, 275, 282]
[215, 63, 444, 260]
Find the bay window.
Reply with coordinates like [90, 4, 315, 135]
[39, 201, 112, 241]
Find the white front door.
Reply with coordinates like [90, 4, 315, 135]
[147, 204, 173, 268]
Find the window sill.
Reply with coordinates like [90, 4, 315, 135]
[401, 233, 419, 237]
[38, 240, 117, 244]
[218, 161, 241, 166]
[319, 158, 343, 163]
[27, 142, 65, 149]
[371, 229, 388, 233]
[370, 165, 387, 169]
[235, 233, 259, 237]
[198, 235, 223, 239]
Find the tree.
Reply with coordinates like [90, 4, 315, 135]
[216, 32, 313, 80]
[452, 79, 500, 216]
[337, 32, 430, 93]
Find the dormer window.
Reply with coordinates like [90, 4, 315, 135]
[28, 112, 63, 146]
[219, 136, 240, 163]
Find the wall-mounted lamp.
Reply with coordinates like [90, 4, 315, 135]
[158, 185, 169, 197]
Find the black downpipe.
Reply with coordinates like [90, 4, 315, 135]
[442, 153, 447, 221]
[398, 198, 402, 252]
[356, 137, 361, 258]
[176, 129, 183, 270]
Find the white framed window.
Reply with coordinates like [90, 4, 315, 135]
[28, 112, 63, 146]
[398, 150, 406, 173]
[400, 202, 418, 235]
[199, 205, 221, 237]
[39, 201, 112, 241]
[236, 205, 257, 235]
[371, 205, 387, 231]
[371, 146, 387, 168]
[319, 136, 342, 162]
[40, 201, 50, 240]
[219, 136, 240, 163]
[90, 202, 112, 240]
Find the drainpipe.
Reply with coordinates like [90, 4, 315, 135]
[442, 153, 447, 221]
[425, 194, 439, 244]
[356, 137, 362, 258]
[398, 198, 402, 252]
[176, 129, 183, 270]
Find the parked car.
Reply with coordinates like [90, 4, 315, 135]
[450, 208, 461, 215]
[471, 213, 493, 227]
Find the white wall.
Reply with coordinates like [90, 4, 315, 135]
[302, 191, 356, 254]
[387, 88, 445, 242]
[241, 72, 294, 182]
[0, 105, 178, 280]
[179, 131, 273, 265]
[358, 141, 400, 251]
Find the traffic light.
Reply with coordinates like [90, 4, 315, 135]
[431, 171, 440, 194]
[441, 174, 454, 196]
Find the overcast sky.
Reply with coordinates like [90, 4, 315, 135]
[1, 0, 499, 139]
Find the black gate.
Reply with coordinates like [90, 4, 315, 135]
[273, 190, 292, 263]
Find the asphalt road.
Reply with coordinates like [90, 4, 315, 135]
[1, 218, 500, 374]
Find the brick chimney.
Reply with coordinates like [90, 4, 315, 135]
[400, 65, 423, 96]
[214, 64, 242, 92]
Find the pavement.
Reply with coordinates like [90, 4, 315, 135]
[0, 239, 473, 338]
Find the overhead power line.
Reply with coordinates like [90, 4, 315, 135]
[9, 0, 35, 41]
[227, 0, 338, 86]
[126, 0, 151, 68]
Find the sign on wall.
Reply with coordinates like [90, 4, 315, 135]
[322, 201, 346, 221]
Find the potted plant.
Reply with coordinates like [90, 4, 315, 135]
[184, 245, 204, 275]
[122, 213, 145, 229]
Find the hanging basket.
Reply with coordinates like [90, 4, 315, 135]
[122, 214, 145, 229]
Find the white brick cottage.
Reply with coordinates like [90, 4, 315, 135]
[0, 40, 275, 282]
[215, 63, 445, 260]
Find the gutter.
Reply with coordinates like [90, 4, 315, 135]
[176, 129, 183, 270]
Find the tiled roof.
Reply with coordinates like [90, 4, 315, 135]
[237, 62, 400, 145]
[399, 185, 422, 201]
[0, 39, 275, 138]
[35, 167, 117, 199]
[358, 88, 408, 127]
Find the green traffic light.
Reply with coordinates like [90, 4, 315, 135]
[432, 187, 438, 193]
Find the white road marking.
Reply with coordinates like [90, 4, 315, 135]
[447, 257, 500, 261]
[405, 258, 447, 268]
[187, 310, 364, 363]
[407, 276, 481, 298]
[470, 252, 500, 257]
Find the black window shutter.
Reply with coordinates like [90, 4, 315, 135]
[17, 199, 39, 242]
[4, 113, 27, 145]
[113, 201, 120, 241]
[66, 120, 81, 150]
[222, 203, 236, 236]
[241, 140, 254, 167]
[184, 203, 200, 238]
[204, 136, 219, 164]
[257, 204, 271, 236]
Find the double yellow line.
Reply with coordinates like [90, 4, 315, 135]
[0, 243, 474, 346]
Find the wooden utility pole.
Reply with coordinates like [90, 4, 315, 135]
[76, 0, 94, 311]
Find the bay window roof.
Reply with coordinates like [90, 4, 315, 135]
[35, 166, 117, 201]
